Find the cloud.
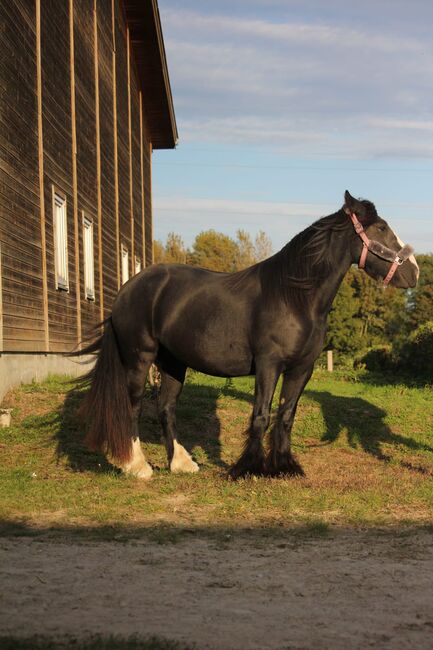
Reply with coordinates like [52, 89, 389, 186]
[153, 196, 337, 249]
[160, 5, 433, 158]
[153, 195, 433, 253]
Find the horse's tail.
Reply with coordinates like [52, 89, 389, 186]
[71, 317, 133, 463]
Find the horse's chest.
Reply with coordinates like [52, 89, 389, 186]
[266, 318, 325, 365]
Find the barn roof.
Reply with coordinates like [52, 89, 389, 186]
[123, 0, 178, 149]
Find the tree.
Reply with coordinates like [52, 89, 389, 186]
[235, 229, 256, 269]
[189, 230, 239, 272]
[407, 254, 433, 329]
[254, 230, 273, 262]
[351, 270, 407, 346]
[153, 239, 165, 264]
[326, 266, 408, 356]
[153, 232, 187, 264]
[326, 269, 362, 355]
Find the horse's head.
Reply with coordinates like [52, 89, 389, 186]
[344, 191, 419, 289]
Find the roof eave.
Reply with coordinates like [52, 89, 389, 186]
[124, 0, 178, 149]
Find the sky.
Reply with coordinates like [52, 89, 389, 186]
[153, 0, 433, 254]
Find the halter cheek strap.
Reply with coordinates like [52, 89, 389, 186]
[348, 212, 369, 269]
[348, 212, 414, 287]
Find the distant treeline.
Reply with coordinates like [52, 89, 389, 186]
[154, 229, 273, 271]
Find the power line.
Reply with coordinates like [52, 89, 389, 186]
[154, 161, 433, 173]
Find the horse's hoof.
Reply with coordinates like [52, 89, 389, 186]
[125, 462, 153, 480]
[170, 458, 199, 473]
[228, 463, 265, 481]
[170, 441, 199, 473]
[266, 455, 305, 478]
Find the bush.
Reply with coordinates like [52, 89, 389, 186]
[395, 321, 433, 380]
[355, 345, 394, 372]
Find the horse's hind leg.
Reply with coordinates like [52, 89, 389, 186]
[157, 360, 199, 473]
[120, 358, 154, 479]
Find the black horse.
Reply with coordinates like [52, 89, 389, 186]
[75, 192, 418, 480]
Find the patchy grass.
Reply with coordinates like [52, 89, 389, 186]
[0, 370, 432, 534]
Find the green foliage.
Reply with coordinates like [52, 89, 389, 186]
[154, 233, 187, 264]
[407, 254, 433, 329]
[396, 321, 433, 380]
[355, 346, 394, 373]
[358, 323, 433, 381]
[153, 229, 273, 272]
[189, 229, 239, 271]
[326, 266, 408, 356]
[326, 270, 362, 355]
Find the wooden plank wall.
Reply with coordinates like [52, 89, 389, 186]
[0, 1, 46, 351]
[74, 0, 99, 339]
[114, 1, 132, 279]
[0, 0, 156, 353]
[98, 0, 118, 313]
[40, 0, 77, 352]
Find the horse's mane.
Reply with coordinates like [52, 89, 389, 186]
[225, 201, 378, 310]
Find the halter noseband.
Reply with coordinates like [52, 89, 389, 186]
[348, 212, 414, 287]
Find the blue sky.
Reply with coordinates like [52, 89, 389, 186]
[153, 0, 433, 254]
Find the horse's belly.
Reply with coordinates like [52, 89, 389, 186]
[189, 356, 254, 378]
[161, 334, 253, 378]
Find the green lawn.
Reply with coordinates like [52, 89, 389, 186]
[0, 369, 432, 535]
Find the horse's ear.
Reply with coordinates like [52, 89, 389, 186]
[343, 190, 371, 224]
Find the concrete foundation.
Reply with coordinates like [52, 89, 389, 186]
[0, 354, 93, 403]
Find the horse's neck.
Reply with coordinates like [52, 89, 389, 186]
[309, 231, 353, 317]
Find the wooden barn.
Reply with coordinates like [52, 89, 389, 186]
[0, 0, 178, 400]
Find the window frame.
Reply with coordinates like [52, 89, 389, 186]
[82, 212, 95, 301]
[52, 187, 69, 292]
[121, 244, 129, 285]
[134, 256, 141, 275]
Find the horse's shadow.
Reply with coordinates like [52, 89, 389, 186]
[57, 376, 253, 474]
[305, 390, 433, 474]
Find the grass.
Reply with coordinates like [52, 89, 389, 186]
[0, 369, 433, 535]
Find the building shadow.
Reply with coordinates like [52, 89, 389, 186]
[306, 390, 433, 474]
[56, 376, 254, 474]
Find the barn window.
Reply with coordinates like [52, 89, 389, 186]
[121, 244, 129, 285]
[52, 189, 69, 291]
[83, 214, 95, 300]
[134, 256, 141, 275]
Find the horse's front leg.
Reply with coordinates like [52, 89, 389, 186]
[267, 366, 313, 477]
[229, 363, 280, 480]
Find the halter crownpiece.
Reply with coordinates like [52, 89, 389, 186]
[348, 212, 414, 287]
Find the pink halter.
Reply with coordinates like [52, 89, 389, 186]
[348, 212, 414, 287]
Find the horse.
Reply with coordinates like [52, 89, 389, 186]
[74, 191, 419, 480]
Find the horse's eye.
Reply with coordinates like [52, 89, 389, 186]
[378, 225, 387, 232]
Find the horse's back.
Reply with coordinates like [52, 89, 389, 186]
[112, 263, 259, 376]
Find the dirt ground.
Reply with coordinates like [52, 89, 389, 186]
[1, 529, 433, 649]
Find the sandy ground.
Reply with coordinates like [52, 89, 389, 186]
[1, 529, 433, 649]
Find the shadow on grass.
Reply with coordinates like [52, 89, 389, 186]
[355, 370, 432, 389]
[56, 377, 253, 475]
[306, 390, 433, 474]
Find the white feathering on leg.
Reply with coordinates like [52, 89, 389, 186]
[170, 440, 199, 473]
[121, 437, 153, 479]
